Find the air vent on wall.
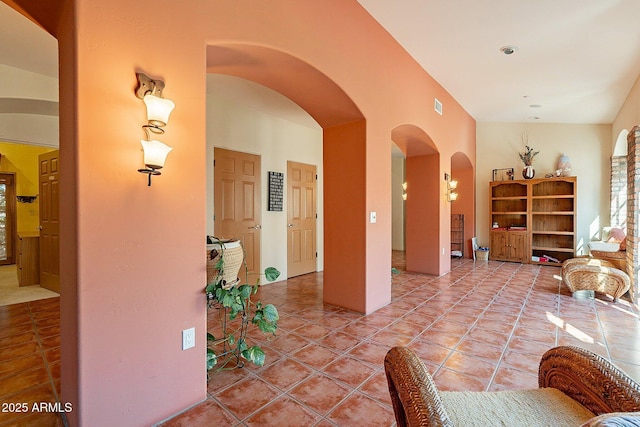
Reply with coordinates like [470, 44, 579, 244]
[434, 98, 443, 115]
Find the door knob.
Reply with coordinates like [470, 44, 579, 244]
[248, 224, 262, 230]
[287, 224, 294, 228]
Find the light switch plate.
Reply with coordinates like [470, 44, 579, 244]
[370, 211, 377, 223]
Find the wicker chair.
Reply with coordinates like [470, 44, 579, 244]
[384, 346, 640, 427]
[561, 257, 630, 301]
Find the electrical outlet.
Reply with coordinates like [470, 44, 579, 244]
[182, 327, 195, 350]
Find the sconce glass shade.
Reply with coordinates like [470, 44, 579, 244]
[402, 193, 407, 201]
[402, 182, 407, 191]
[449, 192, 458, 202]
[448, 180, 458, 190]
[143, 94, 175, 129]
[140, 139, 172, 169]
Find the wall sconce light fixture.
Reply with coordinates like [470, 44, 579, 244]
[402, 182, 407, 200]
[135, 72, 175, 186]
[444, 173, 458, 202]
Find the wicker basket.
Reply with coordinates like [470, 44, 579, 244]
[207, 239, 244, 289]
[475, 249, 489, 261]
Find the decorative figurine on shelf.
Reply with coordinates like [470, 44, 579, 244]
[556, 153, 572, 177]
[519, 145, 539, 179]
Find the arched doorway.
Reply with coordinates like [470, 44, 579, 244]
[391, 124, 441, 275]
[206, 44, 372, 312]
[450, 152, 474, 258]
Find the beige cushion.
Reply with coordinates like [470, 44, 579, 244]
[581, 412, 640, 426]
[441, 388, 595, 427]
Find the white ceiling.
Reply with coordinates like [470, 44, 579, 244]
[2, 0, 640, 128]
[357, 0, 640, 124]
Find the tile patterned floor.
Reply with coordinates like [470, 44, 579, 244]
[1, 255, 639, 427]
[0, 297, 63, 426]
[162, 254, 640, 426]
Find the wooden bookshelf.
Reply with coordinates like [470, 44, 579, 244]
[489, 177, 576, 265]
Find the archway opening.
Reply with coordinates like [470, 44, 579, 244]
[391, 124, 441, 275]
[206, 44, 373, 312]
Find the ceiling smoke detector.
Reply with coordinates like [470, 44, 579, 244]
[499, 45, 518, 55]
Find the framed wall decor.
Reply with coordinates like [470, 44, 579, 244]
[268, 171, 284, 211]
[492, 168, 514, 182]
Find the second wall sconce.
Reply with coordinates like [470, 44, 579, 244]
[135, 72, 175, 186]
[444, 173, 458, 202]
[402, 182, 407, 200]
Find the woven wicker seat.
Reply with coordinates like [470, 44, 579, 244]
[384, 346, 640, 427]
[562, 257, 630, 301]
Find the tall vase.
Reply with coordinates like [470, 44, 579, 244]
[522, 165, 535, 179]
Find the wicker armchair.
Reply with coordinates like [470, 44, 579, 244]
[561, 257, 630, 301]
[384, 346, 640, 427]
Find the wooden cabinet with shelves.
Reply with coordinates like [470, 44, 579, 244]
[490, 230, 527, 262]
[451, 214, 464, 257]
[489, 177, 576, 265]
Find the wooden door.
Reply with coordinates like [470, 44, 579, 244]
[39, 150, 60, 292]
[213, 148, 261, 281]
[0, 174, 16, 265]
[287, 161, 317, 278]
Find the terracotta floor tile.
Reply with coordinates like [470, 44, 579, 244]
[359, 369, 392, 405]
[161, 399, 239, 426]
[245, 395, 320, 426]
[215, 376, 280, 420]
[288, 373, 352, 416]
[347, 341, 390, 367]
[489, 364, 539, 391]
[499, 348, 541, 375]
[322, 356, 377, 388]
[292, 323, 332, 341]
[434, 367, 489, 392]
[317, 331, 361, 352]
[276, 315, 310, 332]
[207, 366, 254, 394]
[327, 392, 394, 427]
[443, 351, 497, 381]
[455, 337, 505, 362]
[291, 343, 341, 370]
[407, 340, 452, 368]
[257, 357, 314, 391]
[267, 332, 311, 354]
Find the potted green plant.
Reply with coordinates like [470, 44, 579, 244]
[204, 238, 280, 374]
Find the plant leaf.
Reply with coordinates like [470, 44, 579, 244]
[264, 267, 280, 282]
[262, 304, 279, 322]
[207, 332, 215, 342]
[242, 346, 266, 366]
[206, 348, 217, 370]
[228, 333, 235, 345]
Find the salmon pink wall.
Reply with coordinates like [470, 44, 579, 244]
[324, 121, 367, 312]
[8, 0, 476, 424]
[406, 154, 441, 273]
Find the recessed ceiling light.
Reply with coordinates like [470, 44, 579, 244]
[499, 45, 518, 55]
[529, 116, 541, 120]
[529, 104, 543, 108]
